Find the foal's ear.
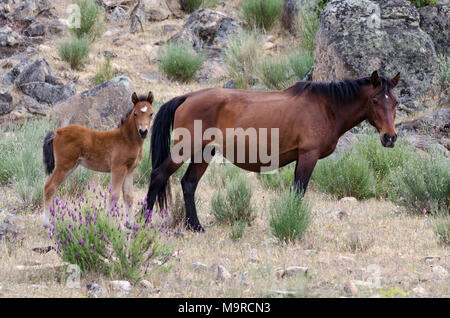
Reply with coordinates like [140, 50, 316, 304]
[147, 91, 154, 104]
[370, 70, 380, 87]
[132, 92, 139, 105]
[392, 72, 400, 87]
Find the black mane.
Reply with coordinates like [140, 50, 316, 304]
[118, 94, 149, 127]
[288, 76, 394, 105]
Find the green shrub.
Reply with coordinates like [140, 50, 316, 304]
[389, 151, 450, 215]
[179, 0, 203, 12]
[58, 35, 90, 69]
[312, 150, 377, 200]
[208, 162, 242, 186]
[432, 216, 450, 246]
[158, 42, 204, 82]
[70, 0, 104, 40]
[438, 54, 450, 91]
[230, 220, 246, 241]
[296, 5, 319, 53]
[49, 190, 164, 282]
[0, 120, 54, 204]
[288, 50, 314, 80]
[211, 175, 254, 225]
[241, 0, 283, 30]
[223, 31, 261, 89]
[269, 189, 311, 243]
[92, 57, 117, 86]
[259, 163, 295, 191]
[407, 0, 438, 8]
[135, 140, 151, 188]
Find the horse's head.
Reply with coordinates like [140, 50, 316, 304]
[131, 91, 154, 139]
[366, 71, 400, 148]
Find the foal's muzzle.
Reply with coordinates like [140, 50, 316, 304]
[381, 133, 397, 148]
[139, 129, 148, 139]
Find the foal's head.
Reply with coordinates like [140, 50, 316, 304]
[131, 91, 154, 139]
[365, 71, 400, 148]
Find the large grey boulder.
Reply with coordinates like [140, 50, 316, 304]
[419, 4, 449, 56]
[143, 0, 171, 21]
[313, 0, 441, 115]
[53, 76, 135, 129]
[0, 89, 12, 115]
[0, 25, 23, 47]
[7, 0, 50, 22]
[16, 57, 75, 105]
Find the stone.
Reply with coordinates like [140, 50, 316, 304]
[267, 290, 297, 297]
[223, 79, 235, 89]
[313, 0, 440, 115]
[419, 4, 449, 56]
[103, 27, 121, 37]
[139, 279, 153, 290]
[16, 57, 75, 105]
[109, 6, 127, 22]
[53, 76, 134, 129]
[412, 286, 427, 297]
[324, 209, 349, 219]
[195, 58, 227, 83]
[100, 50, 118, 58]
[431, 265, 448, 279]
[17, 94, 47, 115]
[0, 25, 23, 47]
[109, 280, 132, 296]
[87, 283, 107, 298]
[8, 0, 50, 22]
[275, 266, 308, 279]
[334, 131, 358, 155]
[143, 0, 171, 21]
[190, 262, 208, 271]
[281, 0, 298, 33]
[339, 197, 357, 203]
[23, 21, 45, 37]
[343, 280, 358, 296]
[423, 256, 441, 264]
[216, 265, 231, 281]
[0, 89, 12, 115]
[0, 210, 25, 243]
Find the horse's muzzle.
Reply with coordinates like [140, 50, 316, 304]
[381, 133, 397, 148]
[139, 129, 148, 139]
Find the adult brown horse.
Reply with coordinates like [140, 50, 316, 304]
[146, 71, 400, 232]
[42, 92, 154, 228]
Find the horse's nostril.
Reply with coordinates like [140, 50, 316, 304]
[392, 134, 397, 142]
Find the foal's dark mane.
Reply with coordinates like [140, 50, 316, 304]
[288, 76, 394, 106]
[118, 94, 150, 127]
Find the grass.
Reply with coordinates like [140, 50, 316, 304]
[258, 163, 295, 191]
[57, 35, 90, 70]
[296, 5, 319, 54]
[223, 31, 261, 89]
[70, 0, 104, 41]
[408, 0, 438, 7]
[432, 216, 450, 246]
[241, 0, 283, 30]
[438, 54, 450, 91]
[92, 57, 117, 86]
[269, 189, 311, 243]
[158, 42, 204, 82]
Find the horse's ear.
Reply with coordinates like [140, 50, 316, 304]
[370, 70, 380, 87]
[132, 92, 139, 104]
[147, 91, 154, 104]
[392, 72, 400, 87]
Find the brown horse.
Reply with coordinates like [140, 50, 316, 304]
[42, 92, 154, 228]
[146, 71, 400, 232]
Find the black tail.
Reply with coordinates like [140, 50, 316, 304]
[150, 95, 187, 209]
[43, 131, 55, 175]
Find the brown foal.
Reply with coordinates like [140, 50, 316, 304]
[42, 92, 154, 228]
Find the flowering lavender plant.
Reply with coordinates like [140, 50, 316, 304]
[48, 183, 163, 282]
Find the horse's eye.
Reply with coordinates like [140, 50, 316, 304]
[372, 99, 378, 105]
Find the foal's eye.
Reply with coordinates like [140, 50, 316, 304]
[134, 112, 137, 117]
[372, 99, 378, 105]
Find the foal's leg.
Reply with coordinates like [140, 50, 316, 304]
[122, 171, 134, 218]
[109, 166, 128, 212]
[181, 161, 209, 232]
[43, 163, 78, 228]
[293, 151, 319, 194]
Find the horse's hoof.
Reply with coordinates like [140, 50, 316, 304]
[187, 223, 205, 233]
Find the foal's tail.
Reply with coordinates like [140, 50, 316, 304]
[43, 131, 56, 175]
[150, 95, 187, 209]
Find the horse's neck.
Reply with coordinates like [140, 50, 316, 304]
[330, 96, 368, 138]
[120, 117, 142, 145]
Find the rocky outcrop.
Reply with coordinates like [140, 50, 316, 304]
[419, 4, 449, 56]
[313, 0, 440, 116]
[0, 89, 12, 115]
[143, 0, 171, 21]
[0, 25, 23, 47]
[53, 76, 135, 129]
[15, 57, 75, 105]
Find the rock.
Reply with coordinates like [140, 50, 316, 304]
[223, 79, 235, 89]
[103, 27, 121, 37]
[334, 131, 358, 155]
[16, 57, 75, 105]
[267, 290, 297, 297]
[0, 25, 23, 47]
[0, 210, 25, 243]
[195, 58, 227, 83]
[233, 271, 249, 286]
[216, 265, 231, 281]
[302, 66, 313, 81]
[53, 76, 134, 129]
[139, 279, 153, 290]
[8, 0, 50, 22]
[109, 280, 132, 296]
[275, 266, 308, 278]
[143, 0, 171, 21]
[99, 50, 118, 58]
[130, 0, 146, 34]
[313, 0, 440, 115]
[169, 9, 241, 57]
[87, 283, 107, 298]
[282, 0, 298, 33]
[109, 6, 127, 22]
[343, 280, 358, 296]
[324, 209, 349, 219]
[17, 94, 47, 115]
[423, 256, 441, 264]
[431, 265, 448, 279]
[23, 21, 45, 37]
[339, 197, 357, 203]
[412, 286, 427, 297]
[419, 4, 449, 56]
[0, 89, 12, 115]
[190, 262, 208, 272]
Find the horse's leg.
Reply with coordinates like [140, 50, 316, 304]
[43, 163, 78, 228]
[109, 166, 128, 211]
[145, 156, 183, 212]
[293, 152, 318, 194]
[122, 171, 134, 218]
[181, 161, 209, 232]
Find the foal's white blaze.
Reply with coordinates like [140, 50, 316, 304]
[385, 95, 389, 99]
[141, 106, 147, 113]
